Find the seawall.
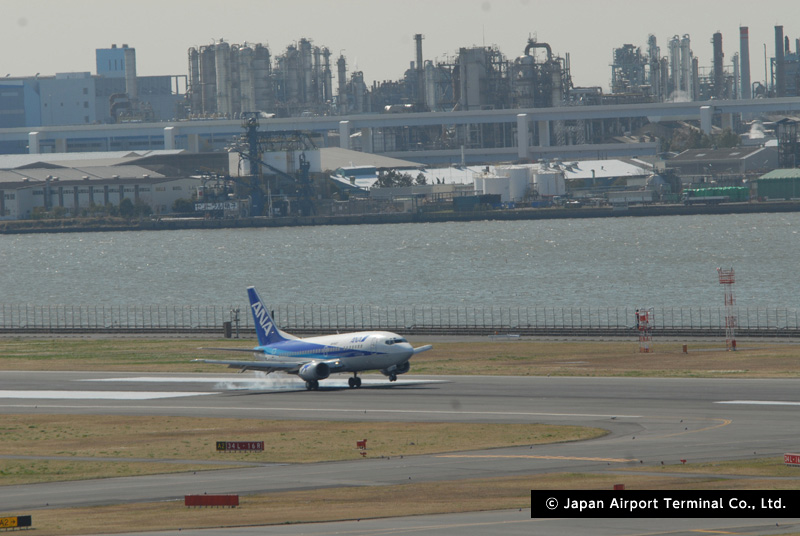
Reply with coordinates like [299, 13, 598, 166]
[1, 201, 799, 234]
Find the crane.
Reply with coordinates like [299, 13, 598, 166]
[237, 113, 318, 216]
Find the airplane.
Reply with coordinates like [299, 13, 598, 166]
[195, 286, 432, 390]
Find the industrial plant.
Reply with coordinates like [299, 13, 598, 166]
[0, 22, 799, 223]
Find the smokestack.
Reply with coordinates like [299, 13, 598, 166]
[123, 46, 137, 102]
[414, 34, 425, 108]
[740, 27, 751, 99]
[713, 31, 724, 99]
[775, 25, 785, 97]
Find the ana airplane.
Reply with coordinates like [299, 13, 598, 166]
[196, 286, 432, 390]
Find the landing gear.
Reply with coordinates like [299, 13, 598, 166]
[305, 380, 319, 391]
[388, 373, 397, 382]
[348, 374, 362, 388]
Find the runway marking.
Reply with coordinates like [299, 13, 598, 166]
[691, 530, 736, 534]
[436, 454, 637, 463]
[716, 400, 800, 406]
[85, 376, 446, 385]
[0, 390, 215, 400]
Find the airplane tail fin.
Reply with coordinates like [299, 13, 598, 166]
[247, 286, 289, 346]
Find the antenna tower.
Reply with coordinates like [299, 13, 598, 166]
[717, 267, 736, 351]
[637, 308, 654, 353]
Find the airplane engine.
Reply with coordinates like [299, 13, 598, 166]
[380, 361, 410, 377]
[298, 362, 330, 382]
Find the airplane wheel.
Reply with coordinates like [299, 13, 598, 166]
[348, 377, 356, 388]
[355, 377, 362, 388]
[389, 373, 397, 382]
[306, 380, 319, 391]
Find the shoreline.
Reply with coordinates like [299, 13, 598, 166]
[1, 201, 799, 234]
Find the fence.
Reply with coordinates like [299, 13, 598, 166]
[1, 303, 799, 337]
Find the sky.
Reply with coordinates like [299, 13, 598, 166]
[2, 0, 797, 92]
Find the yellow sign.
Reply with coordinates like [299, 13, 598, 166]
[0, 517, 19, 528]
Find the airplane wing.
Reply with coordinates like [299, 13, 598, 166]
[193, 358, 303, 373]
[198, 347, 260, 353]
[193, 356, 348, 375]
[413, 345, 433, 354]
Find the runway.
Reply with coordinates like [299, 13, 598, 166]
[1, 371, 800, 535]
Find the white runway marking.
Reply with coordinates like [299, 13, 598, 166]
[87, 376, 448, 391]
[0, 390, 215, 400]
[716, 400, 800, 406]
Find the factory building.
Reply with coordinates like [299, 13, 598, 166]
[0, 151, 207, 219]
[0, 44, 184, 129]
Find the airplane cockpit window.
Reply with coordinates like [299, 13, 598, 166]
[385, 337, 408, 345]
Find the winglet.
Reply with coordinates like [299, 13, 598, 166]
[247, 286, 288, 346]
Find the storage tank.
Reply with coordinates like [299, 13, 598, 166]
[238, 46, 255, 112]
[188, 47, 202, 114]
[199, 45, 217, 114]
[496, 166, 530, 202]
[481, 176, 511, 202]
[215, 40, 232, 116]
[533, 165, 566, 197]
[253, 44, 272, 112]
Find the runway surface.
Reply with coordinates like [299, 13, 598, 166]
[2, 370, 800, 535]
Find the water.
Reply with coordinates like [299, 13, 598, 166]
[0, 213, 797, 309]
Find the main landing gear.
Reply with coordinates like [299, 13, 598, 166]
[305, 380, 319, 391]
[348, 374, 362, 388]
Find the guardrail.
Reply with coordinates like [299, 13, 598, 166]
[1, 303, 799, 337]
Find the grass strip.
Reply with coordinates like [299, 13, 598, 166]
[9, 472, 800, 536]
[2, 337, 800, 378]
[0, 414, 607, 485]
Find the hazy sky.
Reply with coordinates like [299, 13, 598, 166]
[3, 0, 796, 92]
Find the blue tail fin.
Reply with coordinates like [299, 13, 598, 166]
[247, 286, 287, 346]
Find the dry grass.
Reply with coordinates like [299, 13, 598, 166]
[411, 339, 800, 378]
[624, 456, 800, 478]
[11, 472, 800, 536]
[2, 337, 800, 378]
[0, 414, 606, 485]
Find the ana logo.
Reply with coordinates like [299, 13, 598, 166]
[251, 302, 273, 335]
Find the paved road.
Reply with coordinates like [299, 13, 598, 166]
[2, 371, 800, 534]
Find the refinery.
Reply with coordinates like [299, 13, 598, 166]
[0, 23, 799, 224]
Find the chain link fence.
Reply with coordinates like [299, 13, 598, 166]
[1, 303, 799, 337]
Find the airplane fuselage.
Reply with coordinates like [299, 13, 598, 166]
[254, 331, 414, 372]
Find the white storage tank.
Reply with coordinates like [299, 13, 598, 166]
[481, 176, 511, 202]
[533, 166, 566, 197]
[496, 166, 531, 202]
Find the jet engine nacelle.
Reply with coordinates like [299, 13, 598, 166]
[380, 361, 410, 377]
[299, 362, 330, 381]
